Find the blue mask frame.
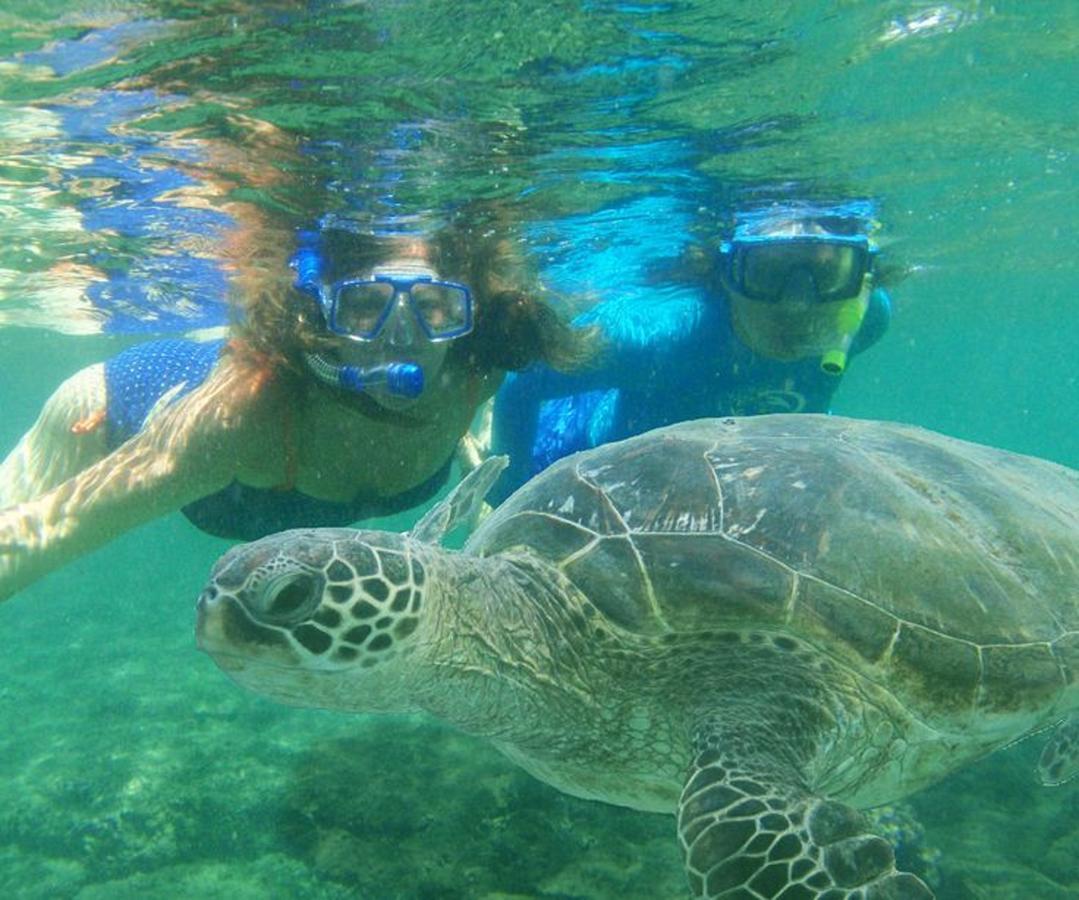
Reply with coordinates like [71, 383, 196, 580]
[316, 273, 473, 342]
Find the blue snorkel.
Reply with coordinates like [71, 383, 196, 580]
[291, 242, 425, 399]
[292, 242, 322, 292]
[302, 351, 425, 399]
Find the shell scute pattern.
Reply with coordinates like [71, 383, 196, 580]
[561, 534, 657, 633]
[1056, 633, 1079, 687]
[979, 642, 1068, 712]
[631, 530, 794, 633]
[788, 578, 898, 667]
[578, 435, 724, 535]
[474, 507, 595, 567]
[519, 463, 629, 536]
[471, 415, 1079, 718]
[888, 624, 981, 718]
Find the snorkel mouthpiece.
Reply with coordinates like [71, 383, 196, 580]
[820, 347, 848, 375]
[339, 361, 424, 398]
[304, 353, 425, 399]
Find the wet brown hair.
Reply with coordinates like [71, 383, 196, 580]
[230, 213, 599, 378]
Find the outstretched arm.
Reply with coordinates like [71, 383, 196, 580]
[0, 357, 283, 603]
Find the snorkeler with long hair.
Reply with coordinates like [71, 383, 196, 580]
[0, 208, 596, 603]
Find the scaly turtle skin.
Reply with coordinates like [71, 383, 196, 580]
[196, 414, 1079, 899]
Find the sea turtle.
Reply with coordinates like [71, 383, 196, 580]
[196, 414, 1079, 899]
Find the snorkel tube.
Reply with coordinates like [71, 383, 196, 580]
[819, 285, 893, 375]
[291, 241, 425, 400]
[819, 292, 870, 375]
[303, 351, 424, 398]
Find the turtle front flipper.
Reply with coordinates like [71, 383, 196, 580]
[677, 737, 933, 899]
[409, 454, 508, 545]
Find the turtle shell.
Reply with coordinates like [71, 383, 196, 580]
[468, 415, 1079, 718]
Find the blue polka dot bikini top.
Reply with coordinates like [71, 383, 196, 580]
[103, 338, 450, 540]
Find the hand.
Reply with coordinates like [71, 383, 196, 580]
[456, 398, 494, 474]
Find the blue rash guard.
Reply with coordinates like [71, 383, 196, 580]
[490, 285, 890, 504]
[103, 338, 450, 540]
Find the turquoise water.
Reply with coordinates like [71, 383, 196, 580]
[0, 2, 1075, 897]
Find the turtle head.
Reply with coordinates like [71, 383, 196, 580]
[196, 527, 433, 711]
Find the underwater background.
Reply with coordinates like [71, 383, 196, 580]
[0, 1, 1075, 897]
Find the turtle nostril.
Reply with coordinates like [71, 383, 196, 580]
[196, 586, 219, 612]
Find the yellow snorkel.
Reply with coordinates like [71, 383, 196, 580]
[819, 283, 872, 375]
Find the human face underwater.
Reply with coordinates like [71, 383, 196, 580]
[302, 243, 474, 408]
[721, 233, 875, 374]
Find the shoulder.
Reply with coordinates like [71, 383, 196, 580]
[579, 288, 715, 356]
[105, 336, 223, 379]
[199, 343, 294, 422]
[131, 342, 290, 450]
[105, 346, 291, 491]
[49, 362, 108, 410]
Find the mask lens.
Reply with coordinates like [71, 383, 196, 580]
[803, 243, 862, 297]
[735, 240, 868, 302]
[738, 244, 791, 300]
[333, 282, 395, 337]
[410, 282, 471, 338]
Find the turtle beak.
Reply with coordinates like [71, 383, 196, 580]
[195, 585, 234, 659]
[195, 582, 296, 669]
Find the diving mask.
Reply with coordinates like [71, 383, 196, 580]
[721, 234, 874, 304]
[317, 273, 473, 343]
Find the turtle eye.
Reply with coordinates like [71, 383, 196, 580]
[257, 573, 322, 626]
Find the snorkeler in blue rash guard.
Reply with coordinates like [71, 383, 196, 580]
[489, 201, 892, 503]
